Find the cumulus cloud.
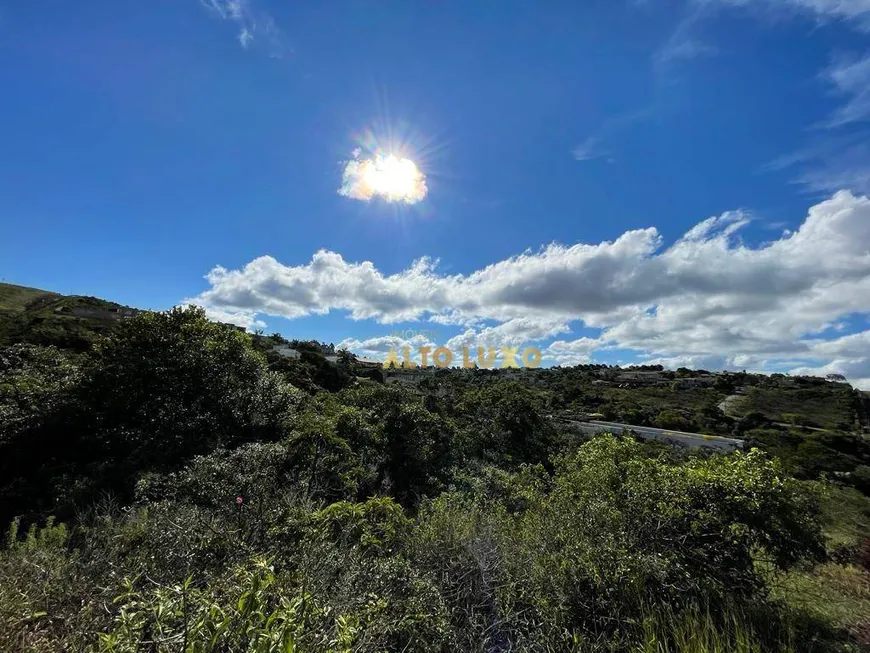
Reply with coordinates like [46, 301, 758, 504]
[338, 151, 428, 204]
[186, 190, 870, 386]
[789, 350, 870, 388]
[336, 333, 436, 363]
[444, 318, 571, 352]
[544, 338, 605, 367]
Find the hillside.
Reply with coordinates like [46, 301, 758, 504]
[728, 383, 857, 431]
[1, 294, 869, 651]
[0, 282, 136, 351]
[0, 282, 60, 314]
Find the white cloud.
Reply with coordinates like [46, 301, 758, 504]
[238, 28, 254, 48]
[765, 133, 870, 194]
[187, 190, 870, 386]
[572, 137, 606, 162]
[336, 333, 436, 363]
[824, 53, 870, 127]
[444, 318, 572, 351]
[789, 353, 870, 387]
[656, 37, 715, 66]
[653, 3, 717, 73]
[199, 0, 283, 54]
[710, 0, 870, 27]
[544, 337, 604, 366]
[338, 151, 428, 204]
[805, 329, 870, 358]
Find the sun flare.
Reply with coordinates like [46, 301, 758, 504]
[339, 151, 428, 204]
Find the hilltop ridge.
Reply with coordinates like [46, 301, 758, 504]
[0, 281, 139, 350]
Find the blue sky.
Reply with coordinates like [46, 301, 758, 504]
[2, 1, 870, 385]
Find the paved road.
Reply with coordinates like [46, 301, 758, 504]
[562, 419, 745, 452]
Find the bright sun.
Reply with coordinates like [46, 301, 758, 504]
[339, 151, 428, 204]
[362, 154, 420, 199]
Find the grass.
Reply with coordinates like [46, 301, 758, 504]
[816, 484, 870, 550]
[632, 602, 810, 653]
[757, 483, 870, 650]
[0, 282, 127, 350]
[734, 386, 856, 431]
[601, 386, 727, 412]
[0, 282, 58, 314]
[773, 563, 870, 641]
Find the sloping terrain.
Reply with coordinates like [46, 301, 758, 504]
[0, 282, 59, 314]
[732, 383, 857, 431]
[0, 282, 129, 350]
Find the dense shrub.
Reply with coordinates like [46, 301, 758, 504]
[454, 381, 557, 468]
[0, 308, 864, 651]
[413, 437, 825, 647]
[0, 307, 302, 523]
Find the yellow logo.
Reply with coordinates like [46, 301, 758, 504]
[383, 345, 542, 369]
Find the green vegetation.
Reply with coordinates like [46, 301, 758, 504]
[0, 282, 59, 314]
[1, 296, 869, 651]
[0, 282, 133, 351]
[734, 383, 857, 431]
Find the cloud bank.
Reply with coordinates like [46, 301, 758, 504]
[186, 190, 870, 386]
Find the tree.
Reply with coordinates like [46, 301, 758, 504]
[654, 409, 691, 431]
[0, 307, 301, 521]
[341, 384, 454, 507]
[81, 307, 298, 463]
[0, 344, 81, 444]
[455, 381, 557, 468]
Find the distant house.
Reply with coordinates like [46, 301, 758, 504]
[355, 357, 383, 368]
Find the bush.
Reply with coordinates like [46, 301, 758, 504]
[413, 436, 825, 647]
[0, 518, 86, 652]
[454, 381, 556, 468]
[655, 409, 693, 431]
[95, 559, 330, 652]
[0, 307, 302, 523]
